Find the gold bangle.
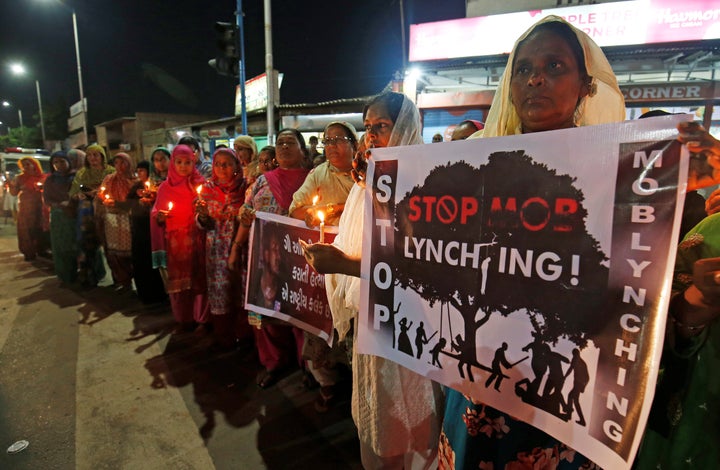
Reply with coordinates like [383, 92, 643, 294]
[669, 293, 708, 330]
[669, 314, 706, 331]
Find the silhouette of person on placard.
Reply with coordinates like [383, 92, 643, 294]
[452, 333, 474, 382]
[485, 342, 512, 391]
[397, 317, 414, 356]
[564, 348, 589, 426]
[415, 321, 430, 359]
[429, 337, 447, 368]
[520, 333, 550, 396]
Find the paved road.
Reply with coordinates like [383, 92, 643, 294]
[0, 222, 361, 469]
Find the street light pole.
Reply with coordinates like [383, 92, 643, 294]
[72, 10, 88, 145]
[264, 0, 275, 144]
[35, 80, 46, 143]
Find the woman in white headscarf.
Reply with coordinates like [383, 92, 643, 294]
[303, 91, 444, 469]
[438, 16, 626, 469]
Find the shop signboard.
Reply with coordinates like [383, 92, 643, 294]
[235, 71, 284, 115]
[409, 0, 720, 62]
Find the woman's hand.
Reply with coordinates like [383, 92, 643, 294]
[140, 190, 156, 206]
[679, 122, 720, 191]
[705, 188, 720, 215]
[228, 243, 242, 271]
[351, 149, 372, 185]
[300, 240, 360, 276]
[671, 257, 720, 339]
[304, 206, 326, 228]
[239, 206, 256, 227]
[156, 210, 168, 226]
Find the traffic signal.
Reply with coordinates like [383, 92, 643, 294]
[209, 21, 239, 78]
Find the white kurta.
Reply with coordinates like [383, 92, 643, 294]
[326, 183, 444, 457]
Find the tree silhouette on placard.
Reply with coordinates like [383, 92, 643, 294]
[393, 152, 609, 376]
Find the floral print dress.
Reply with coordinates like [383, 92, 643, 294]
[440, 389, 596, 469]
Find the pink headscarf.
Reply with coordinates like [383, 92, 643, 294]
[153, 144, 205, 233]
[165, 145, 204, 188]
[263, 167, 310, 211]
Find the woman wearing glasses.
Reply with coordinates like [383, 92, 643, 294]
[289, 121, 358, 412]
[257, 146, 277, 173]
[289, 121, 357, 226]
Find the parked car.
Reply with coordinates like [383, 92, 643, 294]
[0, 147, 52, 179]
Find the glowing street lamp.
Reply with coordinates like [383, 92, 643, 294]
[1, 99, 24, 134]
[9, 63, 46, 144]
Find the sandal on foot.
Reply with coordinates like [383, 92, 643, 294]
[314, 385, 336, 413]
[256, 369, 280, 389]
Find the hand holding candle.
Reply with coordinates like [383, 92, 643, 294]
[317, 210, 325, 243]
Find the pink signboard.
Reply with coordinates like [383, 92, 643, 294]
[409, 0, 720, 62]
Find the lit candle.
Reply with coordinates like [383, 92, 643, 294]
[145, 181, 150, 191]
[312, 195, 319, 206]
[168, 201, 173, 211]
[105, 194, 110, 201]
[318, 210, 325, 243]
[196, 185, 203, 200]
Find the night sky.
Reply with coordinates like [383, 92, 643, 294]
[0, 0, 465, 129]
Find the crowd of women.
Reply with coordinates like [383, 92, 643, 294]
[5, 15, 719, 469]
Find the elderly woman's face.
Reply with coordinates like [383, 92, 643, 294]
[323, 125, 355, 172]
[87, 150, 104, 169]
[213, 153, 237, 183]
[510, 29, 588, 133]
[233, 142, 253, 166]
[275, 131, 305, 169]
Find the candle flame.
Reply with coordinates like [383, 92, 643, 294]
[105, 194, 110, 200]
[145, 181, 150, 188]
[100, 186, 105, 192]
[168, 201, 173, 211]
[312, 195, 319, 205]
[196, 185, 202, 195]
[317, 211, 325, 223]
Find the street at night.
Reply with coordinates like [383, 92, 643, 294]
[0, 223, 361, 469]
